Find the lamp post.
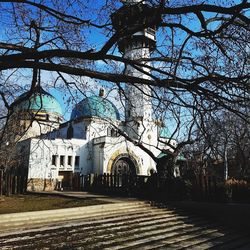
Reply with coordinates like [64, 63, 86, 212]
[0, 165, 5, 196]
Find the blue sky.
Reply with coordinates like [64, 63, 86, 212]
[1, 0, 247, 129]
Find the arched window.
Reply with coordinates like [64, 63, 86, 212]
[107, 127, 111, 136]
[107, 127, 117, 137]
[67, 124, 74, 139]
[111, 128, 116, 137]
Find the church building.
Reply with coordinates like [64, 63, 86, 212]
[9, 0, 176, 191]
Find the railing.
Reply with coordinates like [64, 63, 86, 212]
[81, 173, 250, 202]
[0, 169, 27, 196]
[83, 173, 148, 196]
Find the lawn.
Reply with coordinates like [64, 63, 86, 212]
[0, 194, 110, 214]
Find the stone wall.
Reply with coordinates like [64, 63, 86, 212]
[27, 178, 56, 192]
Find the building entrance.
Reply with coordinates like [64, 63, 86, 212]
[58, 171, 73, 190]
[111, 155, 137, 175]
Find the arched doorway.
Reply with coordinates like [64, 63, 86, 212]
[111, 154, 138, 175]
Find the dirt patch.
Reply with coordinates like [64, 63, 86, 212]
[0, 194, 110, 214]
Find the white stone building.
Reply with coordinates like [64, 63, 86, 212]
[15, 87, 173, 191]
[10, 0, 177, 191]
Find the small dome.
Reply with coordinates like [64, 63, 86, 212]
[71, 95, 120, 121]
[12, 86, 62, 115]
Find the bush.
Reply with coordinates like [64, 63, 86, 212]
[225, 178, 250, 202]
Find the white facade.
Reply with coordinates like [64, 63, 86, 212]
[16, 0, 176, 191]
[20, 113, 173, 191]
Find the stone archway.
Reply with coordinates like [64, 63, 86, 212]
[111, 154, 138, 175]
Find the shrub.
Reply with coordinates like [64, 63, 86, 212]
[225, 178, 250, 202]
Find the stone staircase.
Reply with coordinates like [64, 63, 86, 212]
[0, 201, 250, 249]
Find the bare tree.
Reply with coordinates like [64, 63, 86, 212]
[0, 0, 249, 174]
[198, 109, 250, 179]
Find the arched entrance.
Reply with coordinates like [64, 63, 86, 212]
[111, 154, 138, 175]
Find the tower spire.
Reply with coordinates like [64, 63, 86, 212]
[112, 0, 161, 139]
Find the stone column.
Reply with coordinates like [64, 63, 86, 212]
[55, 155, 60, 169]
[71, 155, 76, 170]
[63, 155, 67, 168]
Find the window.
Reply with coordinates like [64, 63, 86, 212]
[107, 127, 117, 137]
[52, 155, 56, 165]
[60, 156, 65, 166]
[107, 127, 111, 137]
[68, 156, 72, 166]
[111, 128, 118, 137]
[67, 124, 74, 139]
[75, 156, 80, 168]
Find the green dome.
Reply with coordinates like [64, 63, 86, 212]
[71, 95, 120, 120]
[12, 86, 62, 115]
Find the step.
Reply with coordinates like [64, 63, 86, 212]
[0, 202, 154, 227]
[0, 212, 179, 245]
[1, 203, 246, 250]
[23, 219, 197, 249]
[0, 206, 156, 231]
[65, 217, 213, 249]
[0, 210, 192, 247]
[100, 222, 220, 250]
[158, 228, 233, 249]
[0, 203, 147, 223]
[0, 212, 202, 248]
[196, 232, 250, 250]
[0, 206, 173, 237]
[0, 201, 149, 221]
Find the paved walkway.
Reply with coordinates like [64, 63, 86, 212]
[29, 191, 250, 230]
[29, 190, 139, 203]
[1, 199, 250, 249]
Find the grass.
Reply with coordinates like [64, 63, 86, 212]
[0, 194, 110, 214]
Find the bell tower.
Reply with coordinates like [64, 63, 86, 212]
[111, 0, 161, 139]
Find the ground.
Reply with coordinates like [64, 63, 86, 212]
[1, 199, 250, 249]
[0, 193, 110, 214]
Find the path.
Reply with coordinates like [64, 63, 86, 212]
[0, 198, 250, 249]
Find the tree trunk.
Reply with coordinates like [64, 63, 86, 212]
[224, 146, 228, 181]
[0, 170, 3, 196]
